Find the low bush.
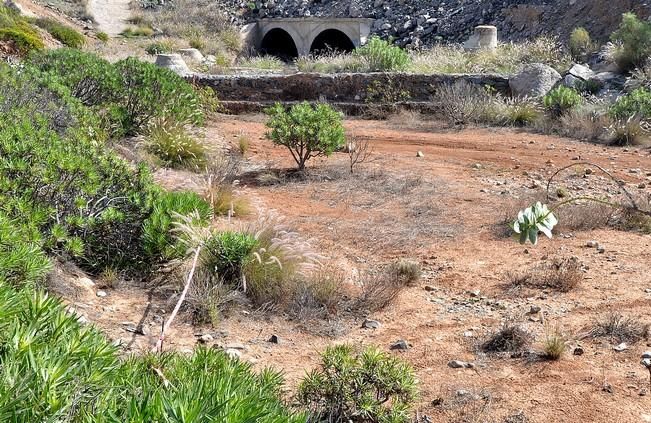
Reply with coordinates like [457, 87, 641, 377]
[145, 40, 174, 55]
[298, 344, 417, 423]
[481, 319, 532, 354]
[0, 214, 50, 287]
[0, 6, 43, 54]
[437, 80, 492, 126]
[610, 87, 651, 120]
[0, 282, 305, 422]
[353, 36, 410, 72]
[507, 256, 582, 293]
[265, 102, 345, 170]
[569, 27, 592, 61]
[608, 115, 650, 146]
[610, 12, 651, 71]
[590, 312, 649, 344]
[239, 55, 285, 71]
[500, 97, 542, 126]
[33, 18, 85, 48]
[543, 86, 582, 116]
[120, 25, 154, 37]
[28, 48, 122, 107]
[202, 231, 258, 284]
[144, 117, 207, 169]
[356, 262, 417, 312]
[97, 31, 109, 42]
[114, 57, 204, 134]
[142, 190, 211, 261]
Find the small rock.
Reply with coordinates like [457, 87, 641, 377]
[226, 343, 247, 351]
[96, 290, 107, 298]
[424, 285, 436, 292]
[597, 245, 606, 254]
[362, 319, 381, 329]
[224, 348, 242, 359]
[472, 163, 482, 170]
[468, 290, 481, 297]
[416, 151, 424, 158]
[586, 240, 598, 248]
[614, 342, 628, 352]
[447, 360, 473, 369]
[585, 168, 593, 175]
[529, 305, 541, 314]
[603, 381, 614, 393]
[390, 340, 410, 350]
[573, 346, 584, 356]
[455, 389, 472, 398]
[268, 334, 280, 344]
[641, 351, 651, 360]
[198, 334, 214, 344]
[641, 388, 648, 397]
[137, 325, 150, 336]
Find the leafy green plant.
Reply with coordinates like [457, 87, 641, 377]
[298, 344, 418, 423]
[202, 231, 258, 283]
[0, 282, 306, 422]
[610, 12, 651, 71]
[144, 117, 207, 169]
[97, 31, 109, 42]
[28, 48, 122, 107]
[142, 190, 211, 261]
[353, 36, 410, 72]
[543, 86, 582, 116]
[33, 18, 85, 48]
[0, 214, 50, 287]
[610, 87, 651, 120]
[265, 102, 345, 170]
[120, 25, 154, 37]
[0, 6, 43, 54]
[114, 57, 204, 134]
[511, 202, 558, 245]
[568, 27, 592, 61]
[145, 40, 174, 55]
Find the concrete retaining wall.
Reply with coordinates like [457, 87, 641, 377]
[187, 72, 511, 104]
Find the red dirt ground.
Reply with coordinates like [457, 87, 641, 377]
[64, 114, 651, 422]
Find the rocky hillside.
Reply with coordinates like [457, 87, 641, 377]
[241, 0, 651, 47]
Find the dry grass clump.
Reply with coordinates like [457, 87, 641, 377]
[238, 56, 285, 71]
[590, 313, 649, 344]
[607, 115, 651, 146]
[409, 37, 570, 75]
[296, 51, 368, 73]
[356, 260, 420, 312]
[506, 256, 582, 293]
[480, 319, 532, 355]
[542, 323, 566, 360]
[203, 154, 250, 217]
[437, 80, 491, 126]
[555, 202, 615, 231]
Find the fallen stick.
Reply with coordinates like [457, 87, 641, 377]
[153, 246, 202, 353]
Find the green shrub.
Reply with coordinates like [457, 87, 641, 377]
[0, 6, 43, 54]
[610, 12, 651, 71]
[97, 31, 109, 42]
[145, 40, 174, 55]
[114, 57, 204, 134]
[144, 117, 207, 169]
[298, 344, 418, 423]
[28, 48, 122, 107]
[33, 18, 85, 48]
[610, 87, 651, 119]
[501, 97, 542, 126]
[142, 190, 211, 261]
[0, 108, 155, 273]
[120, 25, 154, 37]
[543, 86, 582, 116]
[265, 102, 345, 170]
[189, 36, 206, 51]
[353, 36, 410, 72]
[202, 231, 258, 283]
[569, 27, 592, 61]
[0, 214, 50, 287]
[0, 282, 306, 422]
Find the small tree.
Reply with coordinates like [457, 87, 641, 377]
[611, 12, 651, 71]
[347, 134, 374, 173]
[265, 102, 345, 170]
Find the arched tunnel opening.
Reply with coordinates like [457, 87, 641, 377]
[309, 29, 355, 55]
[259, 28, 299, 60]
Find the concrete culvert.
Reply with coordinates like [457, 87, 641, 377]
[260, 28, 299, 60]
[310, 29, 355, 55]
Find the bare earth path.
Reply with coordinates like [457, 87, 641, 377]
[87, 0, 130, 36]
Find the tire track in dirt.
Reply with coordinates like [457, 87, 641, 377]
[87, 0, 131, 36]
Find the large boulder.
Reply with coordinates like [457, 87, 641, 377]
[154, 54, 190, 76]
[509, 63, 562, 97]
[177, 48, 204, 63]
[568, 63, 594, 81]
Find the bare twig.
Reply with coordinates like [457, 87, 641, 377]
[153, 246, 202, 353]
[347, 134, 376, 174]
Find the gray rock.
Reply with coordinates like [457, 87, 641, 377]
[528, 305, 541, 314]
[362, 319, 381, 329]
[390, 339, 410, 350]
[568, 63, 593, 81]
[178, 48, 205, 62]
[613, 342, 628, 352]
[563, 74, 581, 89]
[224, 348, 242, 359]
[96, 290, 107, 298]
[416, 151, 424, 158]
[573, 346, 584, 355]
[509, 63, 562, 98]
[447, 360, 473, 369]
[198, 334, 214, 343]
[268, 334, 280, 343]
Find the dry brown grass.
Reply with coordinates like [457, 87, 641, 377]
[480, 319, 532, 355]
[589, 313, 649, 345]
[506, 256, 583, 294]
[356, 260, 420, 312]
[542, 323, 566, 360]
